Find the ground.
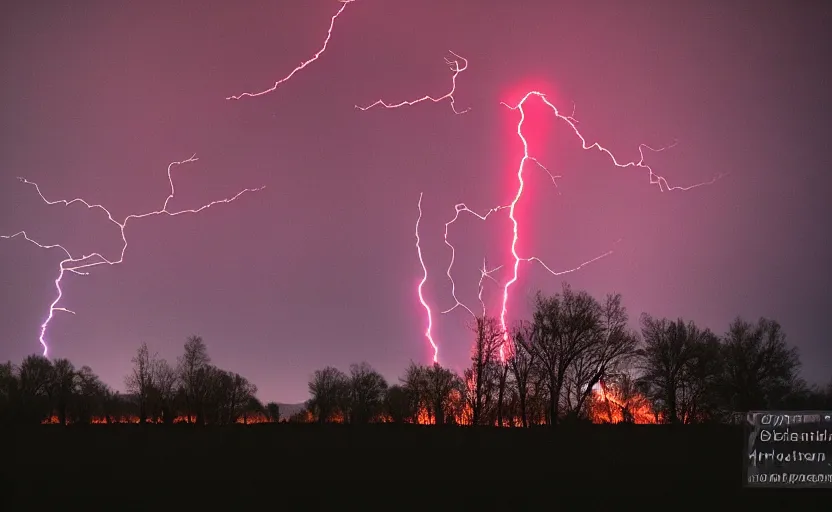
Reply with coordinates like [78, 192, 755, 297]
[1, 424, 820, 502]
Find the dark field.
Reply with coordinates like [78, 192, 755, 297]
[1, 424, 814, 501]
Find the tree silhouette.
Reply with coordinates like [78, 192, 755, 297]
[243, 396, 265, 423]
[562, 293, 638, 420]
[265, 402, 280, 422]
[204, 368, 258, 424]
[2, 284, 826, 430]
[177, 335, 211, 424]
[495, 359, 511, 427]
[384, 384, 416, 423]
[348, 362, 388, 424]
[0, 361, 19, 425]
[50, 358, 76, 426]
[524, 284, 602, 425]
[464, 315, 502, 426]
[402, 362, 463, 425]
[75, 365, 108, 424]
[152, 359, 178, 424]
[719, 317, 802, 411]
[18, 355, 53, 424]
[509, 322, 537, 427]
[307, 366, 349, 423]
[636, 315, 716, 424]
[125, 343, 157, 424]
[677, 332, 723, 423]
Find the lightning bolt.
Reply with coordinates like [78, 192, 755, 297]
[439, 159, 569, 322]
[495, 90, 723, 358]
[356, 51, 470, 114]
[441, 203, 509, 319]
[354, 49, 719, 364]
[1, 155, 264, 357]
[415, 192, 438, 363]
[226, 0, 356, 101]
[476, 257, 502, 318]
[439, 197, 618, 339]
[354, 50, 474, 361]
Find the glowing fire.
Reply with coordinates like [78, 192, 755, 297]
[236, 413, 270, 424]
[40, 380, 657, 426]
[589, 380, 657, 424]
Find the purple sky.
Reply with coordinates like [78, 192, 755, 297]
[2, 1, 830, 403]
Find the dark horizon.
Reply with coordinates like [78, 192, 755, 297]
[2, 0, 830, 404]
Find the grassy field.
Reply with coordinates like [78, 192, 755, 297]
[1, 424, 807, 501]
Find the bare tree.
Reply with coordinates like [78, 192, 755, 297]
[593, 373, 654, 424]
[495, 360, 511, 426]
[177, 335, 211, 424]
[563, 294, 639, 420]
[210, 371, 257, 424]
[400, 363, 429, 422]
[307, 366, 349, 423]
[102, 389, 128, 424]
[125, 343, 157, 424]
[0, 362, 18, 425]
[153, 359, 179, 424]
[348, 362, 388, 424]
[464, 315, 502, 426]
[384, 384, 417, 423]
[719, 317, 801, 412]
[265, 402, 280, 422]
[198, 365, 221, 424]
[509, 322, 537, 427]
[75, 366, 108, 424]
[17, 354, 53, 423]
[636, 315, 714, 424]
[243, 396, 265, 423]
[676, 332, 723, 423]
[527, 373, 550, 425]
[402, 363, 463, 425]
[524, 284, 601, 425]
[230, 373, 258, 424]
[50, 358, 77, 426]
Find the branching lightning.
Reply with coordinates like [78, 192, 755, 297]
[476, 258, 502, 318]
[441, 203, 509, 319]
[226, 0, 356, 101]
[1, 155, 264, 357]
[415, 193, 438, 363]
[439, 199, 618, 341]
[493, 91, 723, 358]
[356, 51, 470, 114]
[221, 0, 721, 366]
[400, 87, 721, 364]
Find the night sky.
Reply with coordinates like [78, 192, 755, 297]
[2, 1, 830, 403]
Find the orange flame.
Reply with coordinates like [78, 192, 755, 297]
[589, 380, 657, 424]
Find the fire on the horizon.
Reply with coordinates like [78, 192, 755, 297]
[39, 380, 657, 426]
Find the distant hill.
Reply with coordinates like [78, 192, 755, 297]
[275, 402, 305, 421]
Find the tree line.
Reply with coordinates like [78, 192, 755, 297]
[2, 283, 830, 427]
[301, 284, 832, 425]
[0, 335, 279, 426]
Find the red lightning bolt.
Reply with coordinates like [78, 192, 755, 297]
[226, 0, 356, 101]
[414, 192, 438, 363]
[439, 158, 573, 322]
[356, 51, 719, 365]
[1, 155, 264, 357]
[495, 91, 723, 359]
[355, 51, 470, 114]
